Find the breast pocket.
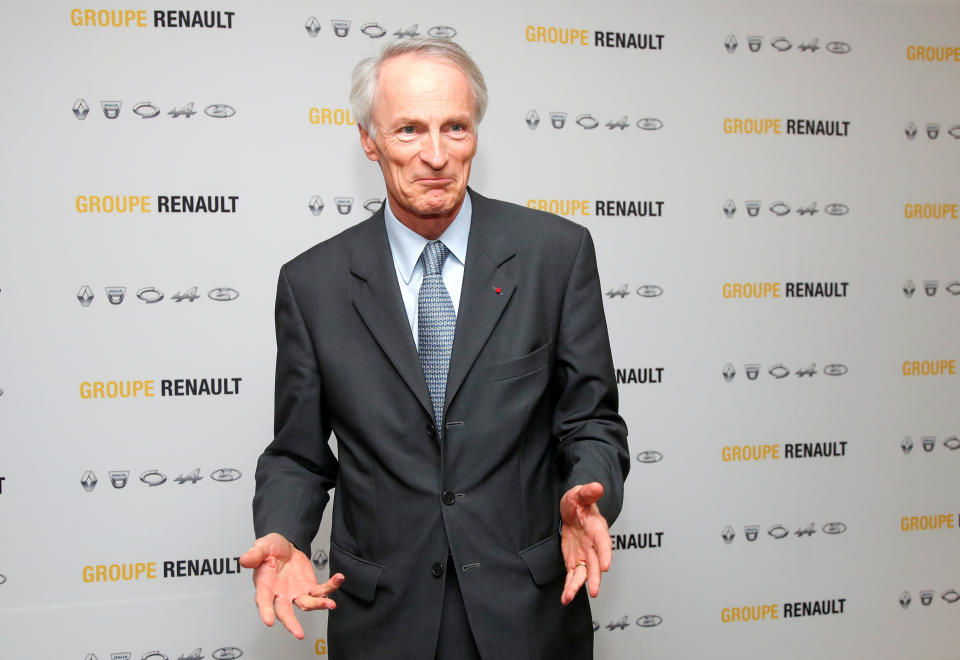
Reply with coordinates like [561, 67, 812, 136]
[490, 342, 551, 381]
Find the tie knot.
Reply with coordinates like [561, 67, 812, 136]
[422, 241, 449, 277]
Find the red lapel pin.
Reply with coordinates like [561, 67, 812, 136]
[494, 287, 502, 294]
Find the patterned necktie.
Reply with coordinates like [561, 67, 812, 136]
[418, 240, 456, 435]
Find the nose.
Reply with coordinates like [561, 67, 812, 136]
[420, 129, 448, 169]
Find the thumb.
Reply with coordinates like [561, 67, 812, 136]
[239, 543, 266, 568]
[575, 482, 604, 506]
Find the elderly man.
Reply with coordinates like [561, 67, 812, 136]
[240, 37, 629, 659]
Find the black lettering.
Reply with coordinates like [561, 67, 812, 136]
[231, 377, 242, 393]
[784, 602, 794, 616]
[200, 559, 212, 576]
[163, 561, 174, 577]
[204, 379, 216, 395]
[176, 559, 186, 576]
[195, 196, 208, 212]
[161, 379, 172, 396]
[0, 475, 4, 493]
[174, 379, 185, 396]
[157, 196, 168, 212]
[185, 379, 197, 396]
[187, 559, 200, 576]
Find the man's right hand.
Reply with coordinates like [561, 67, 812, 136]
[239, 532, 345, 640]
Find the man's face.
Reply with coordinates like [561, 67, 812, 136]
[359, 54, 478, 228]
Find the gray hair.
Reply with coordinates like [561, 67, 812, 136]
[350, 36, 488, 137]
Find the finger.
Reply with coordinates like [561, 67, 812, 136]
[239, 544, 265, 569]
[254, 581, 277, 628]
[586, 549, 602, 598]
[591, 521, 613, 572]
[274, 595, 305, 640]
[561, 563, 587, 605]
[294, 594, 337, 611]
[575, 482, 604, 507]
[308, 573, 345, 597]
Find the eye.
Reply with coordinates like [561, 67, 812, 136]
[399, 126, 416, 135]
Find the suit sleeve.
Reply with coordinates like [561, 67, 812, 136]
[552, 227, 630, 525]
[252, 265, 338, 554]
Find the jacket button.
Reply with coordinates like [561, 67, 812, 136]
[426, 423, 437, 439]
[441, 490, 456, 506]
[431, 562, 444, 577]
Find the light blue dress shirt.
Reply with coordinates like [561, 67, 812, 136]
[383, 194, 471, 349]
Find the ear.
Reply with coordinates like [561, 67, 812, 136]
[358, 124, 380, 162]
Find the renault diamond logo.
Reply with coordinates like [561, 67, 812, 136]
[901, 436, 913, 454]
[525, 110, 540, 129]
[101, 101, 122, 119]
[105, 287, 126, 305]
[109, 471, 130, 489]
[903, 279, 916, 298]
[905, 121, 917, 140]
[635, 615, 662, 628]
[312, 548, 329, 571]
[73, 98, 90, 120]
[211, 648, 243, 660]
[427, 26, 457, 38]
[133, 102, 161, 119]
[636, 450, 663, 463]
[308, 195, 324, 216]
[210, 468, 242, 482]
[723, 199, 736, 218]
[331, 20, 351, 37]
[722, 363, 735, 382]
[205, 104, 236, 119]
[304, 16, 320, 37]
[208, 287, 239, 302]
[549, 112, 567, 129]
[721, 525, 735, 544]
[900, 591, 911, 609]
[78, 285, 94, 307]
[724, 34, 737, 53]
[81, 470, 98, 492]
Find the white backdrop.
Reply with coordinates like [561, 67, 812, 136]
[1, 1, 959, 658]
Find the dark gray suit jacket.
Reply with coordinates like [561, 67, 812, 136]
[253, 189, 629, 659]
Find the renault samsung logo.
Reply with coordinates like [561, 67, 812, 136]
[635, 615, 662, 628]
[208, 287, 239, 302]
[211, 648, 243, 660]
[210, 468, 242, 482]
[636, 450, 663, 463]
[726, 34, 850, 55]
[722, 199, 849, 218]
[205, 104, 236, 118]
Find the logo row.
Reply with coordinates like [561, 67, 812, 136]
[722, 363, 848, 381]
[525, 111, 662, 131]
[596, 615, 663, 631]
[605, 284, 663, 299]
[901, 436, 960, 454]
[722, 522, 847, 544]
[85, 649, 242, 660]
[304, 18, 456, 39]
[77, 286, 238, 306]
[905, 122, 960, 140]
[903, 280, 960, 297]
[724, 35, 850, 54]
[722, 200, 848, 218]
[80, 468, 242, 491]
[309, 196, 382, 216]
[72, 100, 235, 120]
[899, 590, 960, 608]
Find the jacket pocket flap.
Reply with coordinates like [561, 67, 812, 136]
[330, 542, 384, 602]
[518, 533, 565, 586]
[491, 342, 551, 381]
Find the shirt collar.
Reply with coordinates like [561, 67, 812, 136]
[383, 193, 472, 285]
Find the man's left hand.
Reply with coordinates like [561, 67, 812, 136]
[559, 482, 612, 605]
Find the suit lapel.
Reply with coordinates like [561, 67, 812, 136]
[349, 214, 434, 420]
[445, 191, 517, 414]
